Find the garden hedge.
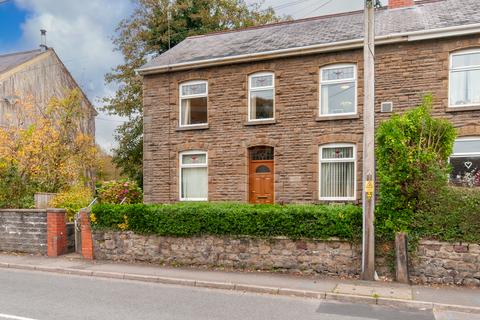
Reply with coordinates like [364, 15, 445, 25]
[91, 202, 363, 241]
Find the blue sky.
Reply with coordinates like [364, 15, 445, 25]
[0, 0, 379, 151]
[0, 0, 28, 51]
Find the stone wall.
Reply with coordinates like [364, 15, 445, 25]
[0, 209, 47, 254]
[93, 231, 361, 277]
[410, 240, 480, 287]
[92, 231, 480, 287]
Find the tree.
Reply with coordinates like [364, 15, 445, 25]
[104, 0, 286, 187]
[0, 90, 97, 208]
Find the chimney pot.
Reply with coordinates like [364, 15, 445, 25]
[389, 0, 414, 9]
[40, 29, 48, 51]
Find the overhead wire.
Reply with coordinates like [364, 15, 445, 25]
[296, 0, 335, 19]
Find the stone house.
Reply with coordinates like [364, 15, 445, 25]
[0, 47, 96, 136]
[138, 0, 480, 204]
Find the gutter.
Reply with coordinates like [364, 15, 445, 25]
[136, 23, 480, 75]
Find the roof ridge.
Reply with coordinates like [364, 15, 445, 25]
[0, 49, 42, 58]
[187, 9, 371, 40]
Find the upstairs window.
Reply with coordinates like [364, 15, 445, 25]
[248, 72, 275, 121]
[319, 144, 356, 200]
[319, 64, 357, 116]
[179, 151, 208, 201]
[450, 138, 480, 187]
[179, 81, 208, 126]
[449, 50, 480, 107]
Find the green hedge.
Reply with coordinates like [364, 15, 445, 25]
[91, 202, 362, 241]
[413, 187, 480, 243]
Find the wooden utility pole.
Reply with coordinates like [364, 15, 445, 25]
[361, 0, 376, 281]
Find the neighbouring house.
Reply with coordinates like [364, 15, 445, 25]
[0, 47, 96, 136]
[138, 0, 480, 204]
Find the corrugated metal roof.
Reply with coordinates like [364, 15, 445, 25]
[140, 0, 480, 71]
[0, 49, 44, 74]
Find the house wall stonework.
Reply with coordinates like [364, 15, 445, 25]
[143, 35, 480, 204]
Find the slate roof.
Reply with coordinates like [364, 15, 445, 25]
[140, 0, 480, 71]
[0, 49, 44, 74]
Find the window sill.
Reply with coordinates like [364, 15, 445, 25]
[176, 124, 209, 131]
[446, 105, 480, 112]
[245, 119, 277, 126]
[316, 199, 359, 205]
[315, 114, 359, 121]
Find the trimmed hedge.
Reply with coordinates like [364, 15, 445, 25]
[413, 187, 480, 243]
[91, 202, 362, 241]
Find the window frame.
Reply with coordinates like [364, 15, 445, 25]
[450, 137, 480, 157]
[319, 143, 357, 201]
[179, 80, 209, 127]
[448, 49, 480, 108]
[319, 64, 358, 117]
[179, 150, 208, 201]
[248, 72, 275, 122]
[449, 137, 480, 187]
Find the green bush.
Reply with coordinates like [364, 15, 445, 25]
[91, 202, 362, 241]
[49, 185, 93, 221]
[96, 180, 143, 204]
[0, 163, 35, 209]
[375, 96, 456, 239]
[414, 187, 480, 242]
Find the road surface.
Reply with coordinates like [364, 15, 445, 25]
[0, 269, 476, 320]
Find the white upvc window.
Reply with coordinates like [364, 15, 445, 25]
[449, 137, 480, 187]
[248, 72, 275, 121]
[449, 49, 480, 108]
[179, 151, 208, 201]
[319, 144, 356, 201]
[319, 64, 357, 116]
[179, 80, 208, 127]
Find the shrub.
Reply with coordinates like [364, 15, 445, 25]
[414, 187, 480, 242]
[49, 185, 93, 221]
[91, 202, 362, 241]
[375, 96, 456, 239]
[96, 180, 143, 204]
[0, 163, 36, 209]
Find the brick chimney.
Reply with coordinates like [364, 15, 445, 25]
[389, 0, 414, 9]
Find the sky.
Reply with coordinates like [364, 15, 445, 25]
[0, 0, 384, 152]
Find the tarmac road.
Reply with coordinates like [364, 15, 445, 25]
[0, 269, 477, 320]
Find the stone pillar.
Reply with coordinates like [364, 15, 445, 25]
[47, 208, 67, 257]
[80, 208, 94, 260]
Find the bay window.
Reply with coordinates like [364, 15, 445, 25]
[179, 151, 208, 201]
[179, 81, 208, 126]
[319, 64, 357, 116]
[450, 138, 480, 187]
[248, 72, 275, 121]
[449, 50, 480, 107]
[319, 144, 356, 200]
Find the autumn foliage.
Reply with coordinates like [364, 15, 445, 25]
[0, 90, 96, 208]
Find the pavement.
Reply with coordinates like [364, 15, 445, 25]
[0, 253, 479, 316]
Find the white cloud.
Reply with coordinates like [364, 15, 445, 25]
[14, 0, 134, 152]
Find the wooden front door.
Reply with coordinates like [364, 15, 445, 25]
[249, 160, 274, 204]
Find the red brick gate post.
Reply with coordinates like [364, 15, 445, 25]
[47, 208, 67, 257]
[79, 208, 94, 260]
